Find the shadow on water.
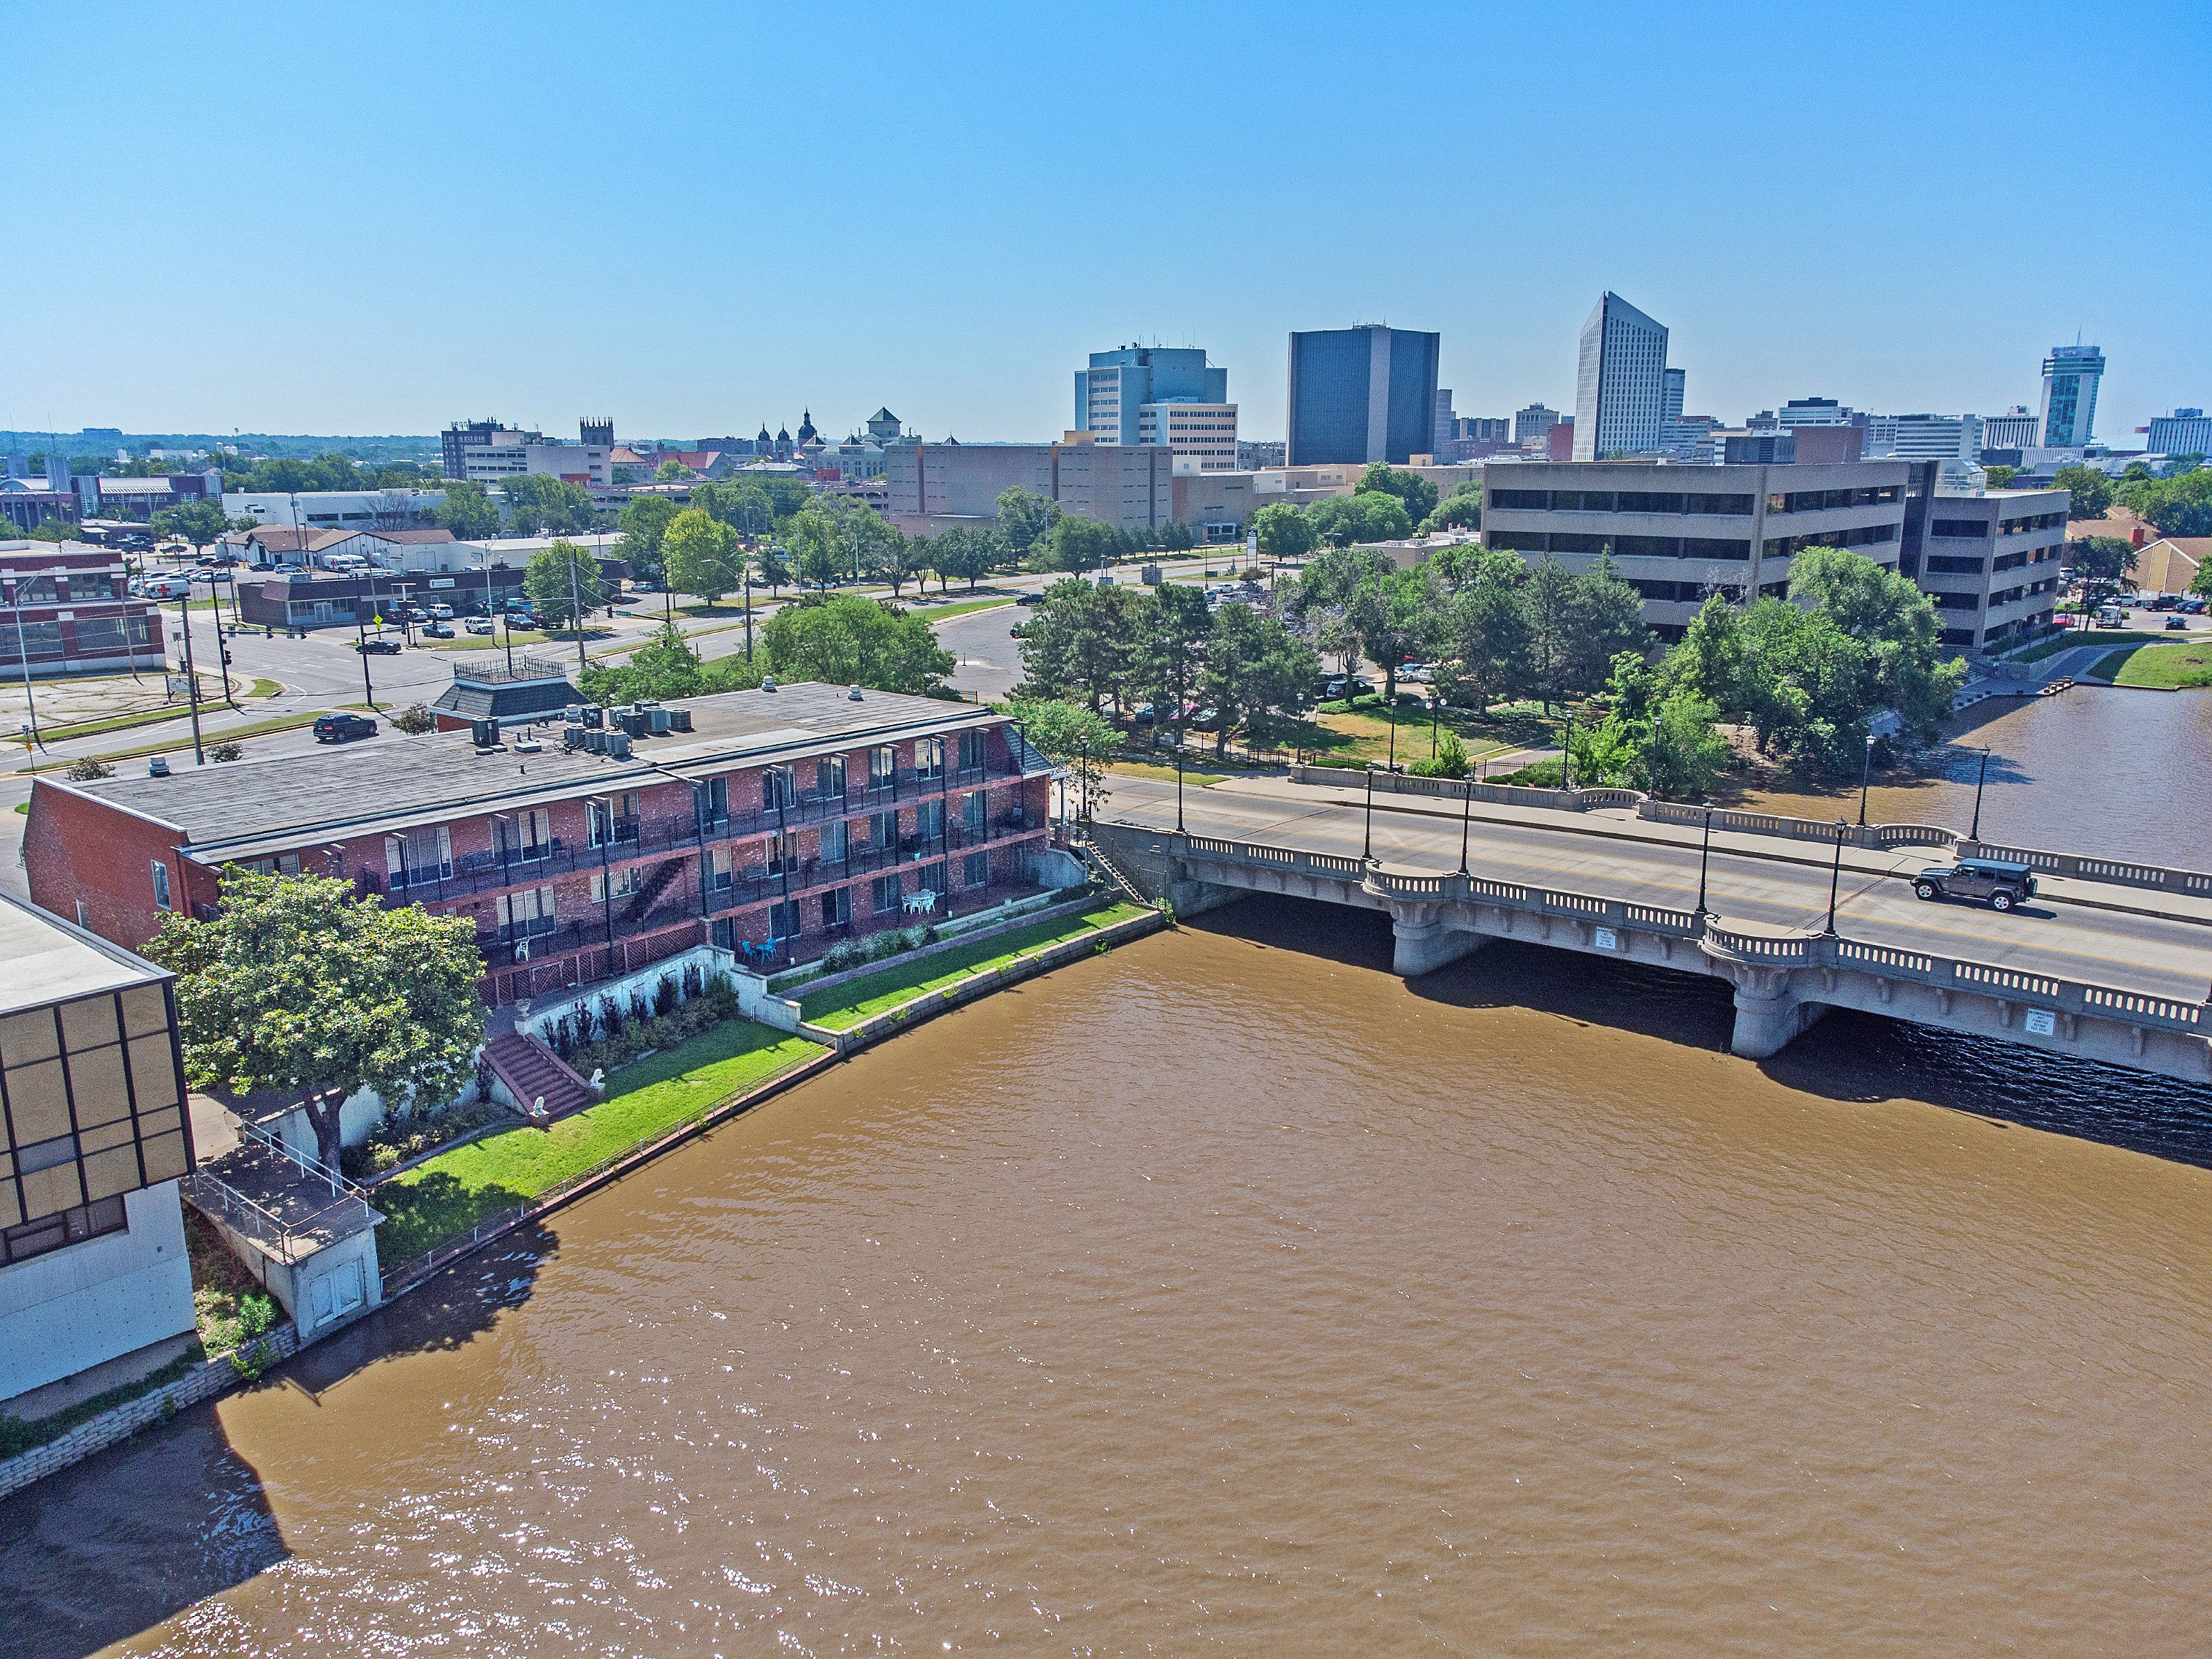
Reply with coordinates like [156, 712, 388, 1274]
[1195, 892, 2212, 1171]
[0, 1220, 556, 1658]
[0, 1404, 283, 1659]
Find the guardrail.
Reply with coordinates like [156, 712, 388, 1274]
[1166, 832, 2209, 1038]
[182, 1167, 375, 1261]
[1285, 763, 1961, 852]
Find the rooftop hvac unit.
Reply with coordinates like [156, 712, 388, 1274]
[581, 703, 603, 729]
[565, 704, 582, 724]
[670, 709, 693, 732]
[584, 728, 607, 753]
[615, 710, 647, 737]
[647, 707, 672, 734]
[606, 732, 632, 758]
[563, 723, 586, 749]
[471, 717, 499, 747]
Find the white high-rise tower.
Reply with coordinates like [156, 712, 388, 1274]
[1573, 293, 1669, 460]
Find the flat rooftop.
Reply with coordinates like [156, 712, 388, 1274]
[0, 892, 168, 1015]
[50, 681, 1008, 863]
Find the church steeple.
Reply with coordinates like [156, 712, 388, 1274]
[796, 408, 818, 446]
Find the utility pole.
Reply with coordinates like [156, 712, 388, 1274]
[7, 579, 44, 752]
[175, 595, 205, 765]
[568, 544, 588, 679]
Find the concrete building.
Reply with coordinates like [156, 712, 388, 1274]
[1864, 413, 1985, 461]
[1573, 292, 1669, 460]
[1903, 482, 2067, 651]
[1236, 440, 1285, 470]
[1514, 403, 1562, 447]
[0, 542, 164, 677]
[1982, 406, 2041, 451]
[223, 487, 446, 531]
[1662, 368, 1685, 427]
[1139, 403, 1238, 472]
[1076, 348, 1228, 447]
[1481, 460, 1909, 640]
[26, 684, 1056, 1005]
[463, 434, 610, 488]
[1287, 325, 1440, 466]
[883, 436, 1174, 536]
[75, 471, 224, 522]
[0, 894, 197, 1414]
[2039, 344, 2104, 449]
[2146, 409, 2212, 457]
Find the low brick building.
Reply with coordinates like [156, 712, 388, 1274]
[26, 682, 1055, 1005]
[0, 542, 164, 677]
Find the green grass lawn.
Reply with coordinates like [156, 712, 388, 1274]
[373, 1020, 824, 1262]
[2089, 639, 2212, 688]
[1109, 760, 1228, 786]
[799, 900, 1152, 1030]
[914, 596, 1015, 623]
[2013, 628, 2167, 663]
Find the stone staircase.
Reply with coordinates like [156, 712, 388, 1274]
[1079, 831, 1155, 907]
[484, 1030, 596, 1125]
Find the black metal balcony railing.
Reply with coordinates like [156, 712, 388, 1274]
[382, 763, 1043, 904]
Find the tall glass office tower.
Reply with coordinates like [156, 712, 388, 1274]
[1285, 325, 1440, 466]
[1573, 293, 1669, 460]
[2038, 345, 2104, 448]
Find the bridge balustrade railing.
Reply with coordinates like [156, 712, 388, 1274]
[1957, 840, 2212, 898]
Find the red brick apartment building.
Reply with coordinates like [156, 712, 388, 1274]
[26, 682, 1054, 1005]
[1, 542, 165, 677]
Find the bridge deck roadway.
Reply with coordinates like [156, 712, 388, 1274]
[1096, 775, 2212, 1005]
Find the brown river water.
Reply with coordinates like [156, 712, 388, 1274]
[7, 688, 2212, 1658]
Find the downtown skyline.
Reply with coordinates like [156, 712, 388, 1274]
[6, 1, 2208, 444]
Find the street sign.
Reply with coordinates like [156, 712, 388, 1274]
[164, 674, 194, 696]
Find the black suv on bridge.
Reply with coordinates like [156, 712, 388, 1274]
[1912, 857, 2038, 912]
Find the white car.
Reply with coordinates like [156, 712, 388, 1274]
[463, 617, 495, 635]
[427, 603, 455, 620]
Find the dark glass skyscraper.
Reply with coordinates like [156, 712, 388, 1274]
[1286, 326, 1440, 466]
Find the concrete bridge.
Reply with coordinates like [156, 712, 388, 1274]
[1086, 772, 2212, 1085]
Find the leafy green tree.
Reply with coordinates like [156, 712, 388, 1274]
[505, 474, 599, 536]
[1198, 602, 1318, 748]
[615, 495, 679, 585]
[1432, 547, 1532, 712]
[524, 539, 607, 626]
[2052, 463, 2117, 522]
[143, 868, 485, 1172]
[1014, 578, 1137, 711]
[1307, 491, 1411, 547]
[1251, 501, 1317, 562]
[151, 498, 232, 548]
[1787, 545, 1964, 742]
[784, 509, 843, 588]
[579, 623, 740, 704]
[1345, 564, 1437, 704]
[1003, 697, 1116, 821]
[1357, 462, 1439, 525]
[1421, 479, 1483, 533]
[2118, 467, 2212, 536]
[661, 506, 740, 601]
[1130, 582, 1212, 741]
[654, 458, 694, 482]
[864, 528, 926, 597]
[1037, 515, 1120, 576]
[1981, 464, 2017, 489]
[925, 526, 998, 592]
[2068, 535, 2137, 604]
[761, 593, 954, 694]
[995, 487, 1061, 559]
[752, 537, 791, 596]
[433, 480, 502, 539]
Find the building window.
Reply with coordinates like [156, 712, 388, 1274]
[958, 730, 984, 772]
[963, 851, 990, 887]
[704, 777, 729, 821]
[871, 872, 901, 914]
[916, 737, 943, 780]
[497, 885, 557, 937]
[767, 898, 800, 941]
[2, 1193, 128, 1264]
[150, 860, 171, 911]
[820, 819, 848, 865]
[817, 755, 846, 798]
[822, 887, 851, 928]
[870, 745, 896, 790]
[763, 766, 797, 810]
[765, 832, 793, 877]
[963, 791, 987, 836]
[869, 809, 897, 851]
[708, 847, 733, 891]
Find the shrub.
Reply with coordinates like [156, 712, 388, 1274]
[64, 756, 115, 781]
[1410, 729, 1469, 779]
[391, 703, 437, 735]
[209, 742, 242, 763]
[338, 1096, 514, 1179]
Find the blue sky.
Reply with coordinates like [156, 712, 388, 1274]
[7, 1, 2208, 447]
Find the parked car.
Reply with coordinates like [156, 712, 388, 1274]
[2146, 594, 2179, 611]
[1132, 702, 1157, 725]
[1190, 707, 1223, 732]
[463, 617, 495, 635]
[2179, 597, 2208, 615]
[313, 713, 379, 743]
[1912, 857, 2038, 912]
[357, 637, 402, 655]
[422, 621, 455, 638]
[2167, 615, 2189, 630]
[1016, 592, 1044, 606]
[427, 603, 454, 620]
[399, 605, 428, 623]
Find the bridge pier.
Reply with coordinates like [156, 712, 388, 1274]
[1723, 965, 1828, 1059]
[1390, 907, 1487, 978]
